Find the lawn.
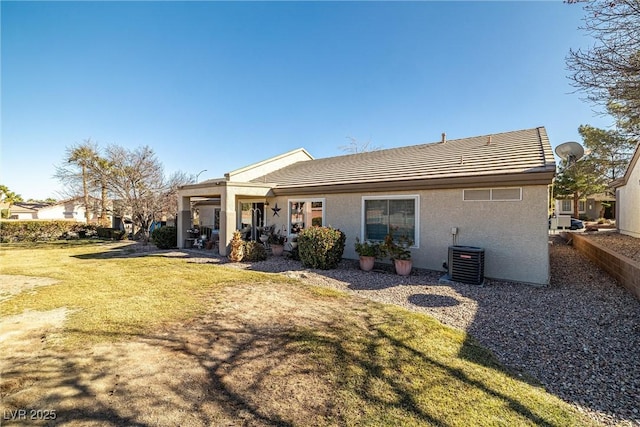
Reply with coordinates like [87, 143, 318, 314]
[0, 241, 596, 426]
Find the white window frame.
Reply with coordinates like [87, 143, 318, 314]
[463, 187, 522, 202]
[361, 195, 420, 248]
[287, 198, 326, 235]
[560, 200, 572, 212]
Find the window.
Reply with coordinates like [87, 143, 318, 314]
[463, 187, 522, 201]
[561, 200, 572, 212]
[362, 196, 419, 246]
[238, 202, 265, 240]
[578, 200, 586, 212]
[289, 199, 325, 234]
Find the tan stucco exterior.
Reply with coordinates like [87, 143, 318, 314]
[225, 148, 313, 182]
[614, 143, 640, 238]
[177, 129, 555, 285]
[261, 186, 550, 285]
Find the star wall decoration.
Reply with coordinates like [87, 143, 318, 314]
[271, 203, 281, 217]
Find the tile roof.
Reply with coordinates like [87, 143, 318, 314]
[252, 127, 555, 191]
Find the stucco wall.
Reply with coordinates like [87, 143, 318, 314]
[227, 149, 312, 182]
[616, 161, 640, 238]
[267, 185, 550, 285]
[37, 203, 87, 222]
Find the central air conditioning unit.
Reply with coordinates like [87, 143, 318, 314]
[448, 246, 485, 285]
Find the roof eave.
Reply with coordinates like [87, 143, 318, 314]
[271, 170, 556, 196]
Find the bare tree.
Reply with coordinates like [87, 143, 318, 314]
[339, 136, 382, 154]
[162, 171, 194, 225]
[566, 0, 640, 137]
[106, 145, 168, 242]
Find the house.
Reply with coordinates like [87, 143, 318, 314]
[36, 198, 93, 222]
[554, 193, 616, 220]
[4, 197, 111, 224]
[177, 127, 556, 285]
[5, 202, 43, 219]
[612, 142, 640, 238]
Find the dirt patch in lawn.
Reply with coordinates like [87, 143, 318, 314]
[1, 281, 346, 426]
[0, 275, 59, 302]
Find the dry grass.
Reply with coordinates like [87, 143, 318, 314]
[0, 241, 597, 426]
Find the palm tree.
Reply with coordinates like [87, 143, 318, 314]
[90, 156, 114, 227]
[66, 141, 98, 223]
[0, 185, 24, 218]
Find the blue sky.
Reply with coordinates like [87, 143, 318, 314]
[1, 1, 612, 200]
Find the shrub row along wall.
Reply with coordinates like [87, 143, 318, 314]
[571, 233, 640, 301]
[0, 220, 124, 242]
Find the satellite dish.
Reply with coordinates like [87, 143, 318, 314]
[555, 141, 584, 164]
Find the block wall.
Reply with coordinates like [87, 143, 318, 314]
[572, 233, 640, 301]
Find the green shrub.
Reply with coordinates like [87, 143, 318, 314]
[244, 241, 268, 262]
[0, 220, 89, 242]
[152, 226, 177, 249]
[287, 246, 300, 261]
[297, 226, 346, 270]
[96, 227, 127, 240]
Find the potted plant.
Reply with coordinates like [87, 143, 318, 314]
[383, 232, 413, 276]
[268, 232, 286, 256]
[354, 238, 383, 271]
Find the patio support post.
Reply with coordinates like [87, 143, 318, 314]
[177, 196, 191, 249]
[219, 188, 236, 256]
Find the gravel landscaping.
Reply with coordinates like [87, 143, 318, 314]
[184, 233, 640, 426]
[580, 230, 640, 262]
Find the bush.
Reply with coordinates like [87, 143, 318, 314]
[297, 226, 346, 270]
[244, 241, 268, 261]
[287, 246, 300, 261]
[152, 226, 177, 249]
[96, 227, 127, 240]
[0, 220, 89, 242]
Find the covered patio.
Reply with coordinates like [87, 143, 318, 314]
[177, 180, 274, 256]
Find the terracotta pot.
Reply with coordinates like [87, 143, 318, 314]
[359, 255, 375, 271]
[271, 244, 284, 256]
[394, 259, 412, 276]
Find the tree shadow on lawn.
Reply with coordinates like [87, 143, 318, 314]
[1, 291, 579, 427]
[71, 244, 226, 262]
[64, 242, 639, 424]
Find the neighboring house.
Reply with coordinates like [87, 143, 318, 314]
[4, 197, 110, 224]
[612, 142, 640, 238]
[554, 193, 616, 220]
[37, 198, 92, 222]
[177, 127, 556, 285]
[6, 203, 43, 219]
